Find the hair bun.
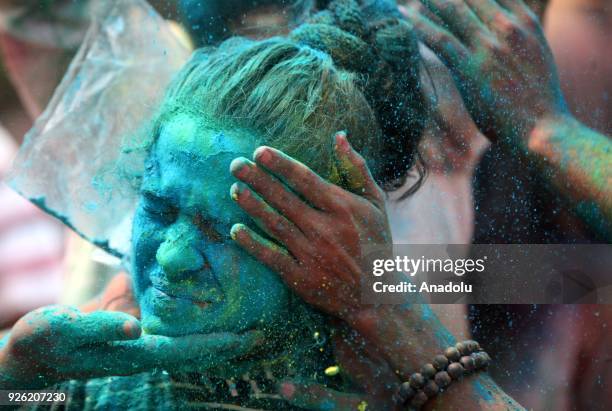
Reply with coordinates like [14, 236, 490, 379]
[328, 0, 367, 38]
[292, 0, 427, 192]
[373, 18, 420, 72]
[289, 23, 373, 73]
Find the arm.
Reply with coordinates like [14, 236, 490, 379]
[528, 114, 612, 238]
[352, 304, 523, 410]
[402, 0, 612, 240]
[230, 133, 524, 410]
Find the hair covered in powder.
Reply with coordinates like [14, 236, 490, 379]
[151, 36, 385, 186]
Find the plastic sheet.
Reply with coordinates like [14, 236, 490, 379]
[8, 0, 191, 260]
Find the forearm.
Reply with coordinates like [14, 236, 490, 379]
[527, 114, 612, 240]
[349, 303, 456, 377]
[427, 372, 524, 411]
[349, 304, 524, 410]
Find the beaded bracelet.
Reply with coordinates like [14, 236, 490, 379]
[394, 340, 491, 410]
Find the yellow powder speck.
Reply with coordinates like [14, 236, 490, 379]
[324, 365, 340, 376]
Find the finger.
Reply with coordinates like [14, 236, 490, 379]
[496, 0, 537, 21]
[252, 146, 341, 211]
[143, 331, 263, 365]
[463, 0, 506, 25]
[230, 157, 320, 228]
[420, 0, 490, 45]
[333, 131, 385, 210]
[399, 1, 444, 26]
[229, 182, 308, 251]
[73, 331, 263, 377]
[61, 311, 141, 345]
[230, 223, 298, 275]
[403, 5, 471, 70]
[231, 224, 320, 295]
[279, 380, 367, 410]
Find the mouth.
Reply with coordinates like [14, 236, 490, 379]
[152, 285, 214, 309]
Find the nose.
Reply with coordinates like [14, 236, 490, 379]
[156, 222, 204, 280]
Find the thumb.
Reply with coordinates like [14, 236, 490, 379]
[333, 131, 384, 208]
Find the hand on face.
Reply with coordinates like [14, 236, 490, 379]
[0, 305, 261, 389]
[401, 0, 568, 147]
[229, 132, 393, 323]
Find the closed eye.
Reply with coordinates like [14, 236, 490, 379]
[141, 191, 178, 224]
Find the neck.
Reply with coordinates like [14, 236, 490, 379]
[163, 302, 345, 411]
[168, 301, 337, 407]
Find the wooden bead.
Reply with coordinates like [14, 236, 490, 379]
[456, 341, 470, 356]
[473, 352, 486, 368]
[480, 351, 491, 367]
[460, 355, 475, 372]
[398, 381, 416, 403]
[432, 354, 449, 371]
[447, 362, 464, 380]
[434, 371, 452, 388]
[410, 390, 428, 408]
[465, 340, 480, 353]
[423, 379, 440, 398]
[409, 372, 426, 389]
[444, 346, 461, 362]
[421, 363, 436, 379]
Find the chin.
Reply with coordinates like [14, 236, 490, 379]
[139, 291, 210, 336]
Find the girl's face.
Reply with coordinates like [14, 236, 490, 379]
[132, 113, 290, 336]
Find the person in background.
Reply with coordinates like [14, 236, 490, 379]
[404, 0, 611, 408]
[533, 1, 612, 409]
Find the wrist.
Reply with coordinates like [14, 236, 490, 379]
[526, 112, 578, 158]
[425, 371, 523, 410]
[348, 304, 455, 376]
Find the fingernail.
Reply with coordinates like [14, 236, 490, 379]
[231, 182, 250, 201]
[230, 182, 240, 201]
[335, 131, 350, 153]
[254, 146, 272, 164]
[124, 320, 141, 339]
[230, 157, 250, 178]
[230, 223, 245, 241]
